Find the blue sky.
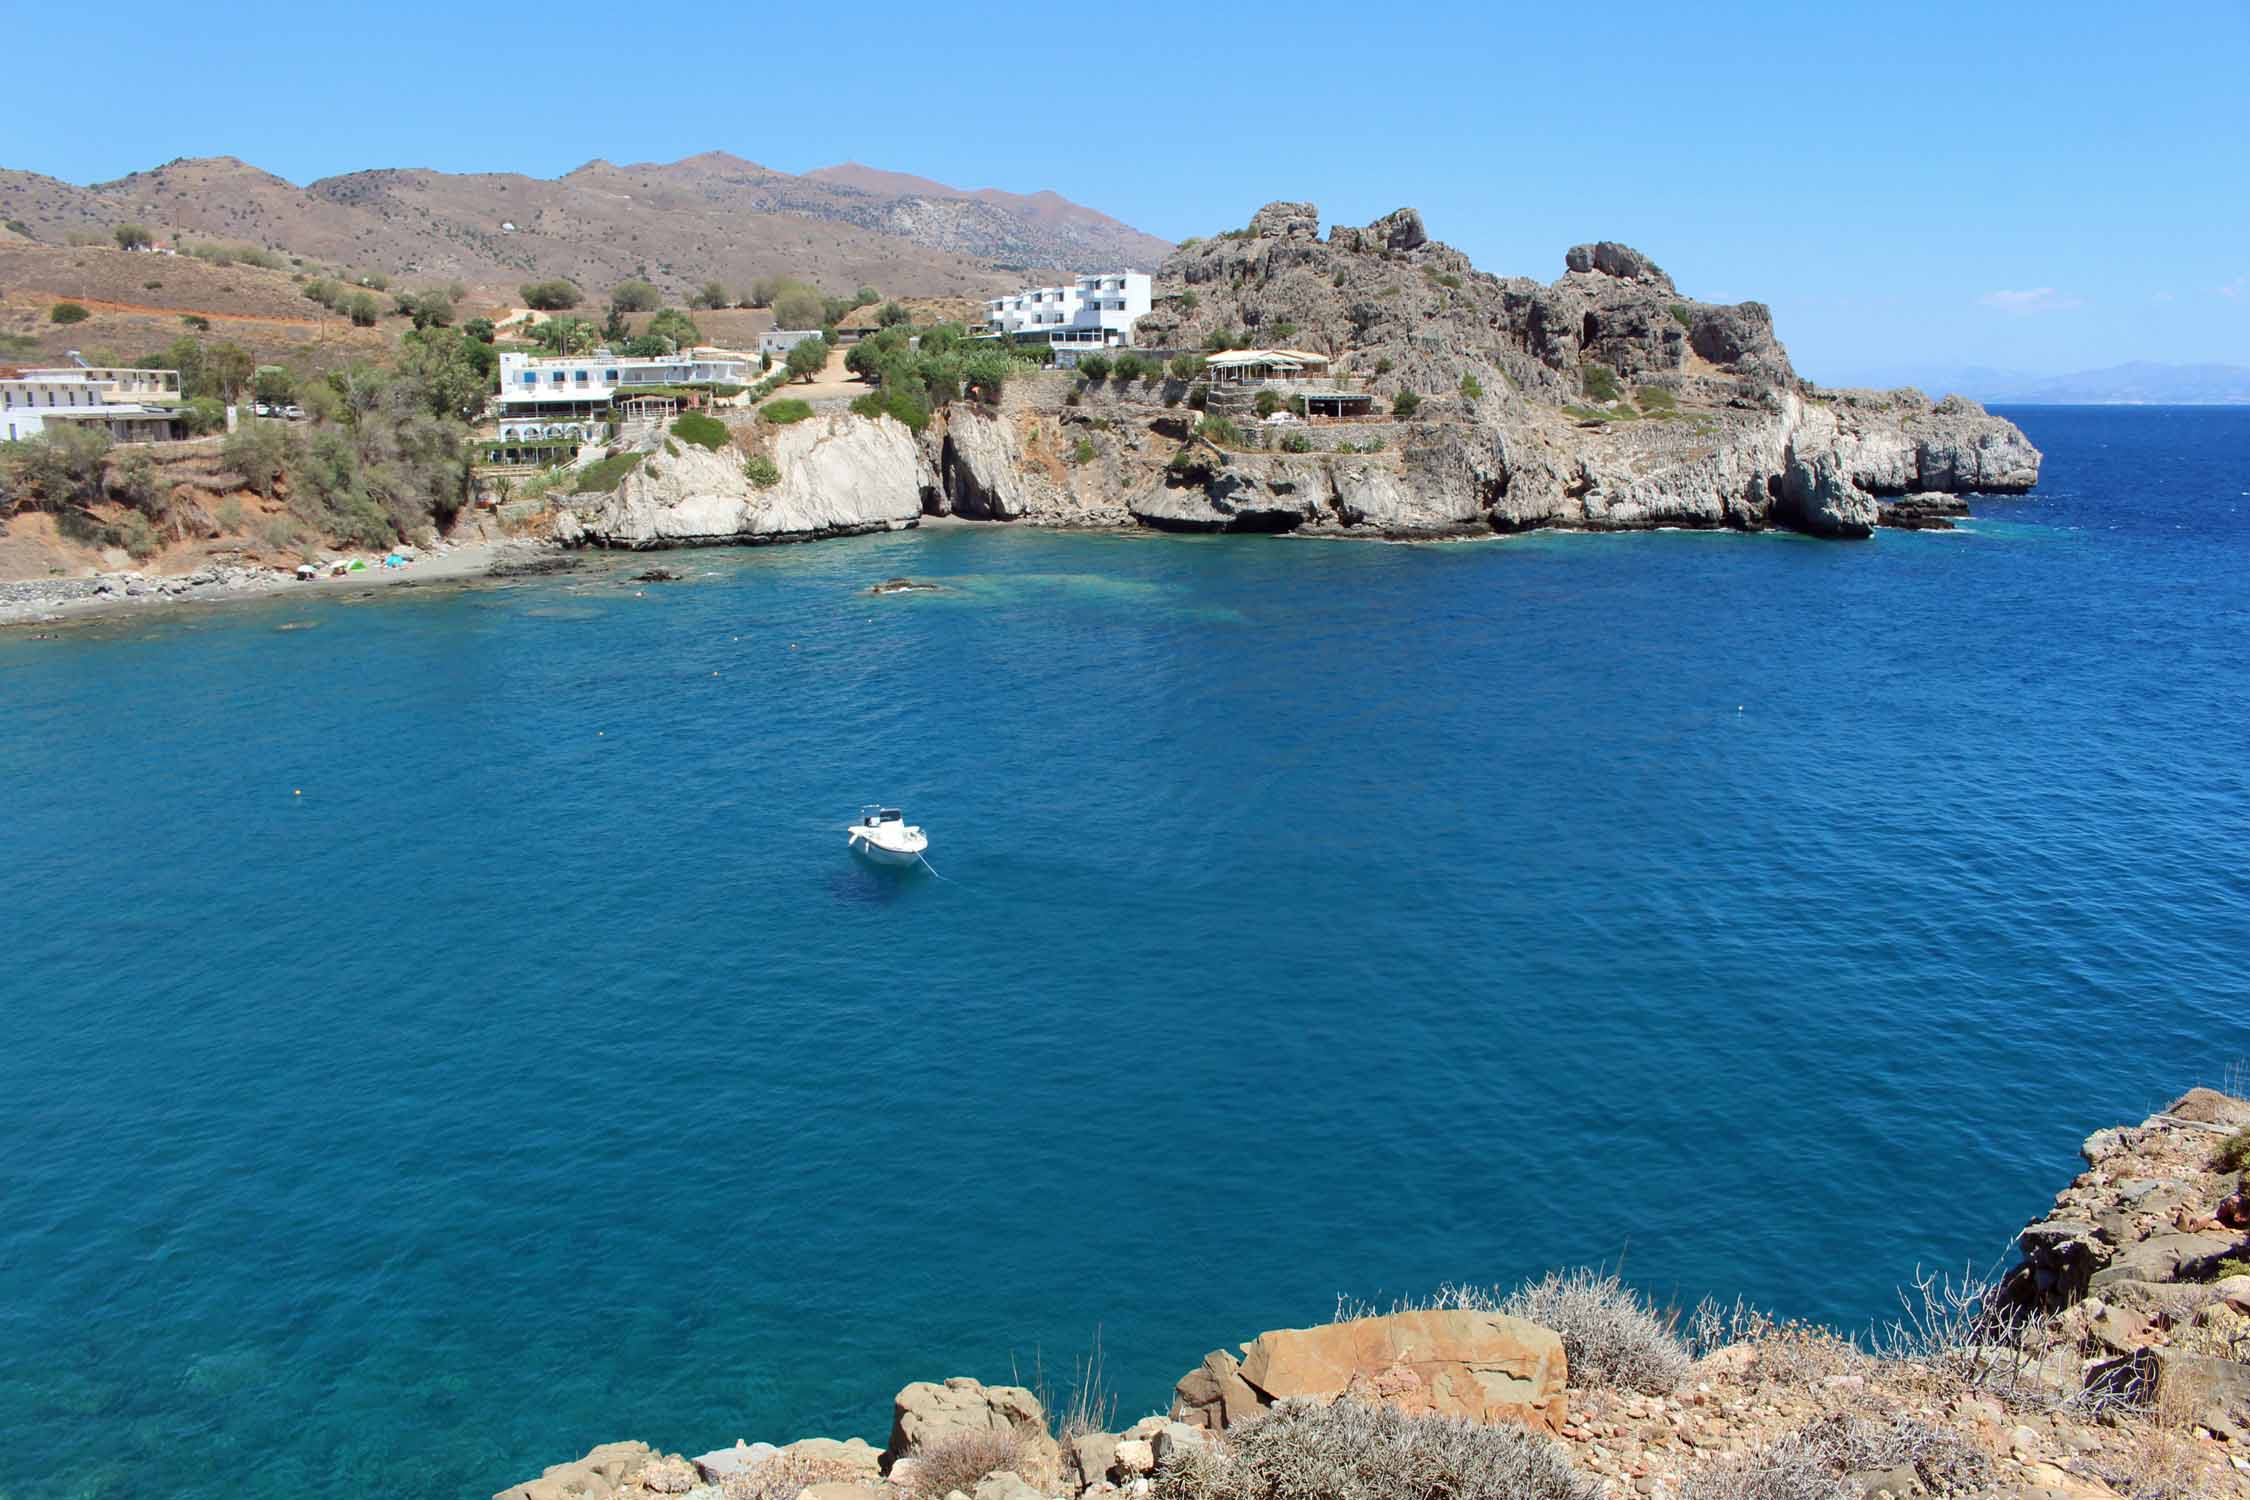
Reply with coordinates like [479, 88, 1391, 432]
[8, 1, 2246, 383]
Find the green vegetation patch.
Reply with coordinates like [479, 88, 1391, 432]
[761, 398, 814, 424]
[669, 412, 730, 451]
[1581, 363, 1623, 403]
[743, 454, 780, 488]
[50, 302, 90, 324]
[573, 453, 643, 494]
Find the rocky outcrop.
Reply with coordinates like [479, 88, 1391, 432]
[1564, 241, 1674, 291]
[884, 1376, 1060, 1481]
[1169, 1309, 1569, 1436]
[495, 1441, 661, 1500]
[555, 414, 927, 549]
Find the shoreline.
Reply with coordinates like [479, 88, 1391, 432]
[0, 537, 564, 631]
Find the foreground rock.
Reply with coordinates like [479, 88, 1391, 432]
[885, 1376, 1061, 1482]
[1173, 1308, 1568, 1435]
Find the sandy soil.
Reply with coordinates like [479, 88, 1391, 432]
[771, 346, 874, 403]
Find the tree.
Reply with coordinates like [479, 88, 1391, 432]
[114, 223, 153, 251]
[608, 280, 660, 314]
[532, 317, 599, 355]
[688, 280, 732, 310]
[602, 304, 630, 343]
[1391, 390, 1422, 418]
[50, 302, 90, 324]
[252, 366, 297, 406]
[619, 334, 675, 358]
[407, 289, 456, 330]
[399, 328, 495, 422]
[346, 291, 380, 327]
[784, 335, 829, 382]
[876, 300, 911, 328]
[853, 287, 880, 307]
[773, 285, 824, 331]
[463, 317, 496, 344]
[519, 279, 582, 311]
[206, 342, 255, 402]
[645, 308, 701, 350]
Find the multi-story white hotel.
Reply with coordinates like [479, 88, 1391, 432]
[494, 347, 761, 438]
[984, 272, 1151, 349]
[1, 363, 188, 443]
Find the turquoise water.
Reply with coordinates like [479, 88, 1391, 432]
[4, 407, 2246, 1498]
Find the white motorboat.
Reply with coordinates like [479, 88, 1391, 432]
[846, 806, 928, 866]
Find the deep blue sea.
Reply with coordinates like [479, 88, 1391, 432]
[4, 406, 2246, 1499]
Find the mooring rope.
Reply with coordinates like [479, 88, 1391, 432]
[916, 852, 956, 883]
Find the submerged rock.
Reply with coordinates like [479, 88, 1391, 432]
[869, 577, 940, 595]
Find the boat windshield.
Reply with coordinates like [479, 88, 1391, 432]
[877, 809, 903, 822]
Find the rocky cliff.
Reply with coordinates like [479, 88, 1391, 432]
[545, 204, 2039, 552]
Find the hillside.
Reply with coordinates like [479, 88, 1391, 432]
[0, 152, 1173, 306]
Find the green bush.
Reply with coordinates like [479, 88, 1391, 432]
[1392, 390, 1422, 418]
[50, 302, 90, 324]
[216, 496, 246, 532]
[1279, 432, 1313, 453]
[1460, 374, 1485, 400]
[849, 387, 930, 432]
[1635, 385, 1678, 414]
[1069, 437, 1096, 466]
[669, 412, 729, 450]
[347, 292, 380, 327]
[1373, 356, 1394, 376]
[181, 314, 210, 331]
[572, 453, 642, 494]
[609, 280, 660, 314]
[519, 279, 581, 311]
[1254, 389, 1286, 418]
[1582, 363, 1623, 402]
[1168, 353, 1207, 381]
[2217, 1128, 2250, 1174]
[743, 454, 780, 488]
[762, 398, 813, 424]
[783, 334, 829, 382]
[182, 397, 227, 435]
[1432, 271, 1463, 290]
[1269, 321, 1298, 341]
[1668, 303, 1694, 330]
[1076, 353, 1112, 381]
[1196, 414, 1244, 447]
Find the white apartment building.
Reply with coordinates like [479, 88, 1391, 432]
[494, 347, 760, 436]
[984, 272, 1152, 348]
[1, 365, 188, 443]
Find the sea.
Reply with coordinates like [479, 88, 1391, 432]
[3, 406, 2245, 1499]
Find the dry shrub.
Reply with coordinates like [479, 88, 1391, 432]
[1497, 1269, 1691, 1394]
[1152, 1398, 1599, 1500]
[1334, 1270, 1691, 1395]
[1679, 1433, 1855, 1500]
[910, 1430, 1025, 1500]
[718, 1452, 863, 1500]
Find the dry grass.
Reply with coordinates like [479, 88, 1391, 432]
[1154, 1399, 1599, 1500]
[717, 1452, 864, 1500]
[909, 1431, 1026, 1500]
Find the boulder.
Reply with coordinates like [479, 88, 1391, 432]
[1565, 242, 1674, 290]
[1248, 202, 1320, 240]
[782, 1436, 884, 1477]
[495, 1441, 655, 1500]
[636, 1456, 696, 1494]
[691, 1441, 775, 1484]
[1110, 1439, 1154, 1478]
[1232, 1309, 1569, 1434]
[1064, 1432, 1119, 1489]
[1371, 208, 1427, 252]
[1150, 1423, 1204, 1467]
[2168, 1088, 2250, 1127]
[885, 1377, 1059, 1480]
[1171, 1349, 1264, 1431]
[971, 1473, 1051, 1500]
[2088, 1230, 2243, 1289]
[1776, 448, 1876, 540]
[2088, 1348, 2250, 1440]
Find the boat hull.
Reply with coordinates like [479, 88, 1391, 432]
[848, 831, 925, 867]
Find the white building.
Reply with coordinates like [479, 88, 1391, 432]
[494, 346, 761, 438]
[760, 329, 823, 356]
[985, 272, 1152, 348]
[2, 364, 187, 443]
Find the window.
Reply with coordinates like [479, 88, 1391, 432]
[605, 370, 619, 382]
[522, 373, 537, 386]
[574, 370, 589, 384]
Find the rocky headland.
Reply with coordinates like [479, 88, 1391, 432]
[500, 1087, 2250, 1500]
[549, 202, 2041, 552]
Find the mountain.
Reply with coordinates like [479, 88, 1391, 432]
[1835, 360, 2250, 405]
[0, 153, 1173, 302]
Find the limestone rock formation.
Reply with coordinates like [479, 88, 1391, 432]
[1171, 1309, 1568, 1435]
[884, 1376, 1060, 1481]
[493, 1441, 655, 1500]
[1564, 241, 1674, 290]
[555, 414, 926, 549]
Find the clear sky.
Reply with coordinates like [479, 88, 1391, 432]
[7, 1, 2246, 383]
